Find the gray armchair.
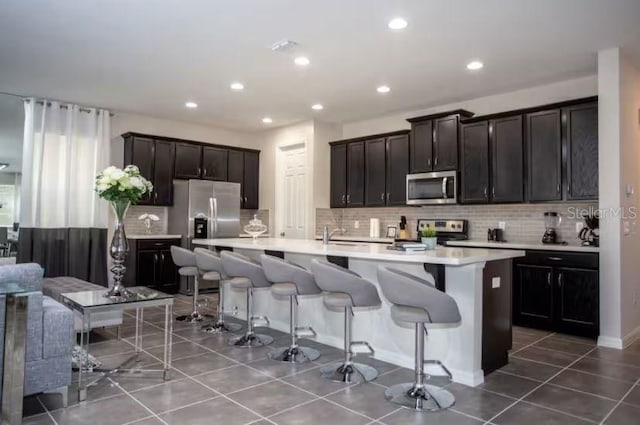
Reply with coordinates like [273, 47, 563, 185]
[0, 263, 73, 405]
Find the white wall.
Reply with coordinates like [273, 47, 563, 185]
[312, 121, 342, 212]
[342, 75, 597, 138]
[597, 48, 640, 348]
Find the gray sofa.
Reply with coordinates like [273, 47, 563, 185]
[0, 263, 73, 404]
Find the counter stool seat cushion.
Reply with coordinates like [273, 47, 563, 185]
[221, 251, 271, 288]
[202, 271, 221, 281]
[310, 260, 381, 308]
[228, 276, 252, 289]
[178, 266, 199, 277]
[271, 283, 297, 297]
[261, 255, 320, 296]
[391, 305, 430, 323]
[323, 293, 353, 308]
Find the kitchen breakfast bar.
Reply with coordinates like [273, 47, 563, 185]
[192, 238, 525, 387]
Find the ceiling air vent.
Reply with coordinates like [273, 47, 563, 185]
[270, 39, 298, 52]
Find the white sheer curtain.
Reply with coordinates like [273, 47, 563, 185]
[18, 99, 111, 284]
[21, 99, 110, 228]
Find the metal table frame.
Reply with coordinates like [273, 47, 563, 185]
[1, 293, 29, 425]
[61, 288, 174, 402]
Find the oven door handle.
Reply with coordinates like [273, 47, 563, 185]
[441, 177, 448, 199]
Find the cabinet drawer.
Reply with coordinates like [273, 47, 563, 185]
[517, 250, 598, 269]
[136, 239, 180, 251]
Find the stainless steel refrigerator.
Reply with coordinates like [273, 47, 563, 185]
[168, 179, 241, 293]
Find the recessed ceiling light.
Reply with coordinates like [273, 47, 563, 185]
[388, 17, 408, 30]
[376, 85, 391, 94]
[185, 101, 198, 108]
[294, 56, 310, 66]
[466, 61, 484, 70]
[230, 82, 244, 91]
[311, 104, 324, 111]
[262, 117, 273, 124]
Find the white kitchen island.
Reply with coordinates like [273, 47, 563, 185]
[192, 238, 525, 386]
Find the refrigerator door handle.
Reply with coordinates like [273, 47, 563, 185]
[210, 197, 219, 235]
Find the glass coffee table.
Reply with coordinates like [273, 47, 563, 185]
[61, 287, 174, 402]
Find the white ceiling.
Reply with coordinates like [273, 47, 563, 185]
[0, 0, 639, 131]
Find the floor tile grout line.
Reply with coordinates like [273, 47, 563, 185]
[35, 395, 60, 425]
[485, 345, 600, 424]
[518, 343, 594, 357]
[598, 376, 640, 424]
[509, 332, 558, 356]
[107, 377, 170, 425]
[147, 394, 221, 417]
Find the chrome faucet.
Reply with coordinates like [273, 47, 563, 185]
[322, 225, 346, 245]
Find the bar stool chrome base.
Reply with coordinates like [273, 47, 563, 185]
[202, 320, 242, 333]
[176, 311, 214, 323]
[228, 333, 273, 348]
[268, 346, 320, 363]
[385, 383, 455, 411]
[320, 362, 378, 384]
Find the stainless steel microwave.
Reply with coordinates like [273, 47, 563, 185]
[406, 171, 458, 205]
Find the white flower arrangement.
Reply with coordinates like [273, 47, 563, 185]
[95, 165, 153, 203]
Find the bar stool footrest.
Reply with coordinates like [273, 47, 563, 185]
[250, 315, 270, 327]
[350, 341, 374, 355]
[294, 326, 317, 338]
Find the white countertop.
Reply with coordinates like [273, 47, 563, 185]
[192, 237, 525, 266]
[127, 234, 182, 240]
[446, 239, 599, 253]
[314, 235, 395, 244]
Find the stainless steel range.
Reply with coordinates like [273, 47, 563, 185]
[416, 219, 468, 245]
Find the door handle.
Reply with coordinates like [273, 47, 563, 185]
[557, 183, 560, 194]
[210, 197, 218, 235]
[492, 187, 495, 198]
[198, 167, 202, 176]
[547, 272, 551, 286]
[558, 273, 563, 287]
[434, 157, 438, 167]
[386, 193, 390, 202]
[341, 194, 346, 203]
[381, 193, 385, 201]
[154, 192, 158, 201]
[442, 177, 448, 199]
[427, 158, 431, 167]
[203, 168, 207, 177]
[484, 187, 488, 199]
[154, 253, 159, 264]
[568, 183, 571, 194]
[548, 256, 563, 261]
[346, 194, 350, 203]
[160, 252, 165, 264]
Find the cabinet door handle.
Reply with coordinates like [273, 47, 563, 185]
[548, 256, 563, 261]
[381, 193, 385, 201]
[558, 273, 563, 287]
[346, 194, 350, 203]
[547, 272, 551, 286]
[484, 187, 488, 199]
[154, 192, 158, 201]
[492, 187, 495, 198]
[341, 194, 346, 203]
[198, 167, 202, 176]
[160, 252, 165, 264]
[434, 157, 438, 167]
[153, 253, 159, 264]
[557, 183, 560, 194]
[203, 168, 207, 177]
[386, 193, 390, 202]
[568, 183, 571, 194]
[427, 158, 431, 167]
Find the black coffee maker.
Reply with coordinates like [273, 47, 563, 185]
[579, 214, 599, 247]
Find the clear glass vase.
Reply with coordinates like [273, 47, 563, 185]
[105, 199, 132, 298]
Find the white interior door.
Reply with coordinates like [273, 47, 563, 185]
[280, 144, 307, 239]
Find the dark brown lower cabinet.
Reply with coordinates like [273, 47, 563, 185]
[513, 251, 599, 338]
[124, 238, 180, 294]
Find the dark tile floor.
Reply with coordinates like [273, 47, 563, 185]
[23, 294, 640, 425]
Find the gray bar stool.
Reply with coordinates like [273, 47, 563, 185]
[171, 246, 212, 323]
[194, 248, 242, 333]
[260, 254, 321, 363]
[377, 266, 461, 411]
[310, 259, 381, 383]
[221, 251, 273, 347]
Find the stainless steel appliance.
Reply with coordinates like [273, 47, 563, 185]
[579, 214, 599, 247]
[416, 219, 468, 245]
[168, 180, 241, 294]
[406, 171, 457, 205]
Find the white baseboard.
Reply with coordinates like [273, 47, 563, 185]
[597, 325, 640, 350]
[622, 325, 640, 348]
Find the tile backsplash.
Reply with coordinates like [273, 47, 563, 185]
[124, 205, 269, 236]
[316, 203, 598, 245]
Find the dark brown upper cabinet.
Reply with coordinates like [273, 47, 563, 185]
[330, 144, 347, 208]
[526, 110, 562, 201]
[330, 131, 409, 208]
[123, 132, 260, 209]
[243, 151, 260, 210]
[433, 116, 459, 171]
[409, 121, 433, 173]
[564, 103, 598, 200]
[460, 121, 490, 204]
[346, 142, 365, 207]
[364, 138, 387, 207]
[407, 110, 473, 173]
[386, 134, 410, 205]
[490, 116, 524, 203]
[174, 143, 202, 179]
[123, 135, 174, 206]
[202, 146, 228, 181]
